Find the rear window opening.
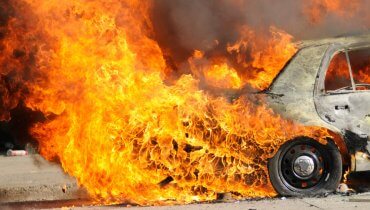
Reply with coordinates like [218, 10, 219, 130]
[325, 47, 370, 93]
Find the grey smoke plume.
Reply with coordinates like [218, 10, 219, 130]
[152, 0, 370, 58]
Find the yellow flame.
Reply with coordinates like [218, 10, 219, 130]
[0, 0, 332, 205]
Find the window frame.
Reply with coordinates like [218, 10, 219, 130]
[324, 46, 370, 95]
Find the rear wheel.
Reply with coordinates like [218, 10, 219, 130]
[268, 137, 342, 196]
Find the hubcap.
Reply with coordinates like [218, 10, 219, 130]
[280, 143, 327, 189]
[293, 155, 315, 177]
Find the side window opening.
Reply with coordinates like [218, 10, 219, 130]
[325, 47, 370, 93]
[325, 51, 352, 92]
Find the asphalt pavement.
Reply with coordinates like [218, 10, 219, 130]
[0, 154, 88, 204]
[1, 155, 370, 210]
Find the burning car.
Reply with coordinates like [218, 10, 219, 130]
[266, 33, 370, 196]
[2, 0, 370, 203]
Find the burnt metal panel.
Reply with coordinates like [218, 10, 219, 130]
[266, 44, 331, 128]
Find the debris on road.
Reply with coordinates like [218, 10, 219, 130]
[6, 149, 28, 156]
[62, 184, 67, 193]
[336, 183, 356, 195]
[217, 193, 237, 202]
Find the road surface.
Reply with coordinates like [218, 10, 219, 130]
[0, 154, 88, 203]
[1, 155, 370, 210]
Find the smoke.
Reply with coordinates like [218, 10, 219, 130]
[152, 0, 370, 60]
[0, 0, 44, 149]
[242, 0, 369, 38]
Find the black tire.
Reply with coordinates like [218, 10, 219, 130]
[268, 137, 342, 196]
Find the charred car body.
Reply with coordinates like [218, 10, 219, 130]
[265, 33, 370, 196]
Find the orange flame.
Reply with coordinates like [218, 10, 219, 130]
[227, 26, 297, 90]
[0, 0, 333, 205]
[357, 67, 370, 84]
[188, 50, 242, 89]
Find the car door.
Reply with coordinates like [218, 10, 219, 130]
[316, 46, 370, 141]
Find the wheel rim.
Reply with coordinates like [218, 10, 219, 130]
[279, 143, 327, 190]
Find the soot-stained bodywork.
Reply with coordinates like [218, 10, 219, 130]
[266, 33, 370, 172]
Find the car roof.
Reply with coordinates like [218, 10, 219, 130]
[296, 32, 370, 49]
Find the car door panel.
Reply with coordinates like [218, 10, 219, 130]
[317, 92, 370, 137]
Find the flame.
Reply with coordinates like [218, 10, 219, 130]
[227, 26, 297, 90]
[188, 51, 242, 89]
[202, 63, 242, 89]
[0, 0, 333, 205]
[343, 167, 351, 183]
[357, 66, 370, 84]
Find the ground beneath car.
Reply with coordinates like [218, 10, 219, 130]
[1, 155, 370, 209]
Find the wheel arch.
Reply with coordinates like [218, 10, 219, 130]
[286, 131, 350, 168]
[326, 130, 352, 170]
